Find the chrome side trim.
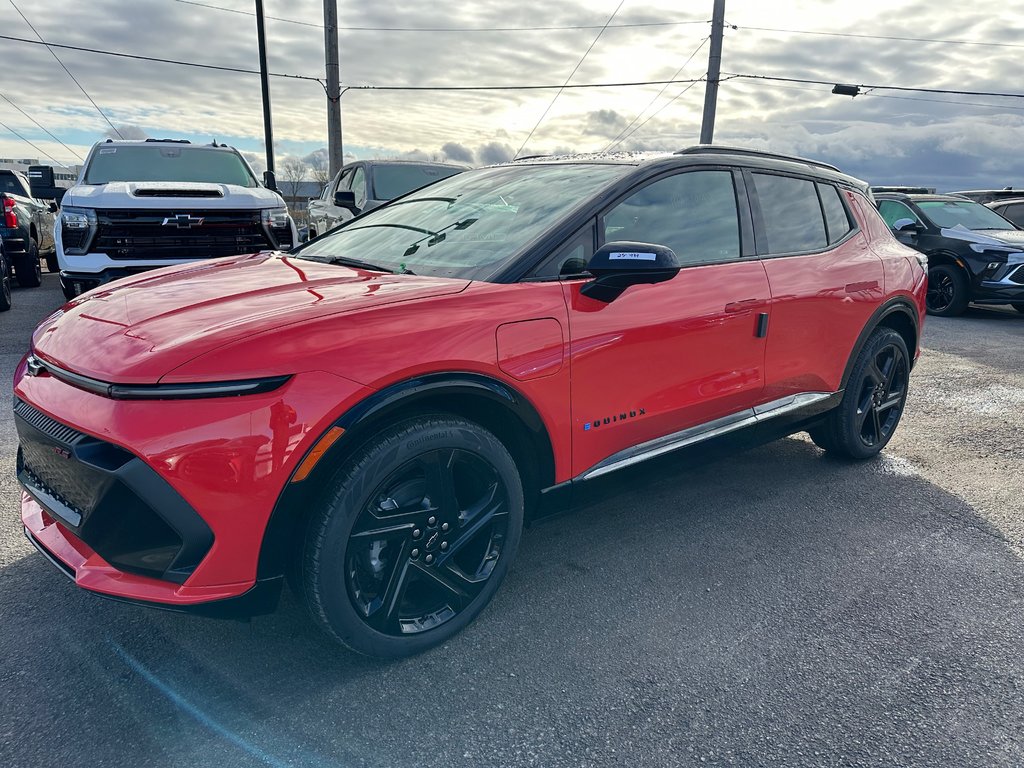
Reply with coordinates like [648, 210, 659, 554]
[579, 392, 836, 481]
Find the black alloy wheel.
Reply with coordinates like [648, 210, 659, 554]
[302, 415, 524, 658]
[808, 327, 910, 459]
[925, 263, 968, 316]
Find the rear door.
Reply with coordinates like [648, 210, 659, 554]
[560, 167, 772, 478]
[749, 172, 884, 399]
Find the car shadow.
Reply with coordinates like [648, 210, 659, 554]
[2, 436, 1024, 767]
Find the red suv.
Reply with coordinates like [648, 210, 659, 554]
[14, 146, 926, 658]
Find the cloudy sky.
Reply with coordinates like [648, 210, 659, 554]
[1, 0, 1022, 190]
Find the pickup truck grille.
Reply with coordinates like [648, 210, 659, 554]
[90, 209, 273, 260]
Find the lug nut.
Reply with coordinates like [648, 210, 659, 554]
[441, 523, 449, 532]
[440, 541, 448, 551]
[425, 554, 434, 564]
[411, 549, 419, 559]
[412, 529, 421, 539]
[428, 516, 437, 526]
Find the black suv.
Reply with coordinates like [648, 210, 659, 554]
[875, 192, 1024, 316]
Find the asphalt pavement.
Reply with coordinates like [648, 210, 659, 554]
[1, 275, 1023, 767]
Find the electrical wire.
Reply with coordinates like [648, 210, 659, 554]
[602, 36, 709, 152]
[0, 92, 85, 161]
[728, 23, 1024, 51]
[8, 0, 124, 139]
[607, 78, 704, 148]
[721, 72, 1024, 100]
[0, 119, 70, 167]
[172, 0, 708, 32]
[514, 0, 627, 159]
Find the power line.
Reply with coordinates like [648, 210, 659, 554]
[172, 0, 708, 32]
[514, 0, 627, 159]
[0, 119, 70, 167]
[603, 36, 709, 152]
[729, 22, 1024, 51]
[9, 0, 124, 139]
[0, 34, 326, 88]
[608, 78, 704, 149]
[722, 72, 1024, 100]
[0, 92, 85, 161]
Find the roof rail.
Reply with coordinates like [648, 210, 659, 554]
[675, 144, 841, 173]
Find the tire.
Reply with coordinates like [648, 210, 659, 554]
[301, 415, 525, 658]
[808, 327, 911, 460]
[0, 253, 11, 312]
[925, 263, 969, 317]
[13, 238, 42, 288]
[45, 252, 59, 273]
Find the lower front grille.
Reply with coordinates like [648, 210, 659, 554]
[1008, 265, 1024, 285]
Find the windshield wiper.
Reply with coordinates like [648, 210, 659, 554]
[303, 254, 394, 273]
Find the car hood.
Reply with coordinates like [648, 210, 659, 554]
[62, 182, 285, 210]
[31, 253, 470, 383]
[940, 224, 1024, 248]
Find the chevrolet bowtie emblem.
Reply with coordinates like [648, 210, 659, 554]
[162, 214, 205, 229]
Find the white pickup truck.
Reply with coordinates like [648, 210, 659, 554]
[56, 139, 297, 300]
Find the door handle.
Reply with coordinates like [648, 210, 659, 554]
[725, 299, 760, 313]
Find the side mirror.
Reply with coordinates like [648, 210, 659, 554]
[333, 189, 359, 213]
[263, 170, 277, 191]
[892, 218, 922, 234]
[48, 201, 58, 213]
[581, 241, 681, 303]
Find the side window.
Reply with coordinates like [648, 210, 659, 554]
[351, 167, 367, 208]
[751, 173, 827, 254]
[1001, 203, 1024, 226]
[528, 224, 595, 280]
[818, 183, 854, 244]
[601, 170, 740, 265]
[877, 200, 921, 229]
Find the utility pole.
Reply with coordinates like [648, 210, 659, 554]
[699, 0, 726, 144]
[324, 0, 344, 177]
[255, 0, 276, 189]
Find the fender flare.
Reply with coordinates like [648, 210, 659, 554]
[255, 372, 553, 580]
[840, 297, 920, 391]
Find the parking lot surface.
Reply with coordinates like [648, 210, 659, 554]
[2, 276, 1023, 767]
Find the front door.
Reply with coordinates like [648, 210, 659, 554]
[563, 168, 771, 478]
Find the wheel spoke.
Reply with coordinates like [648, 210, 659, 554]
[438, 494, 506, 565]
[365, 542, 413, 632]
[350, 509, 422, 539]
[410, 561, 481, 611]
[422, 449, 458, 516]
[877, 392, 903, 412]
[870, 406, 883, 445]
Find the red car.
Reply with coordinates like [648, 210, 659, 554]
[14, 147, 927, 657]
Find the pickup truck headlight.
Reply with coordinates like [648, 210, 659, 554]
[261, 207, 293, 249]
[60, 207, 97, 254]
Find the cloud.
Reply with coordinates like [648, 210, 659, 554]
[583, 109, 629, 138]
[477, 142, 514, 165]
[441, 142, 475, 164]
[104, 124, 149, 140]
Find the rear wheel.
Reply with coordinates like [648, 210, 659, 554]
[301, 415, 524, 658]
[808, 327, 910, 459]
[0, 252, 11, 312]
[925, 263, 969, 316]
[13, 238, 42, 288]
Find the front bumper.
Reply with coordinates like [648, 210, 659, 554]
[59, 267, 154, 297]
[14, 359, 373, 612]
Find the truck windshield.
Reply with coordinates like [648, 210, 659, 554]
[917, 200, 1015, 231]
[296, 163, 627, 280]
[84, 145, 257, 187]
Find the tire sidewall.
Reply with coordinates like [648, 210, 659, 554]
[835, 328, 910, 459]
[926, 263, 968, 317]
[305, 417, 524, 658]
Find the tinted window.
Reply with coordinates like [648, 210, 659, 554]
[818, 183, 853, 243]
[878, 200, 921, 228]
[602, 170, 740, 265]
[351, 167, 367, 208]
[373, 165, 464, 201]
[1000, 203, 1024, 227]
[752, 173, 826, 254]
[0, 173, 27, 195]
[917, 199, 1014, 230]
[84, 145, 256, 186]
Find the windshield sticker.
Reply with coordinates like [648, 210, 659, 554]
[99, 148, 117, 154]
[609, 252, 656, 261]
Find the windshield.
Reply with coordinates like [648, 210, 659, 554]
[297, 163, 627, 280]
[373, 165, 464, 201]
[917, 199, 1015, 230]
[84, 145, 258, 187]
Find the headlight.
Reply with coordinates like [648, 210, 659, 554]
[261, 207, 291, 229]
[61, 206, 96, 230]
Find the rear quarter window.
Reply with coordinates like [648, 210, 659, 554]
[752, 173, 827, 254]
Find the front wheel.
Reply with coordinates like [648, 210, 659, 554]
[301, 415, 524, 658]
[808, 327, 911, 459]
[926, 263, 969, 316]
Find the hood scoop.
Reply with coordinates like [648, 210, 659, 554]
[133, 188, 224, 198]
